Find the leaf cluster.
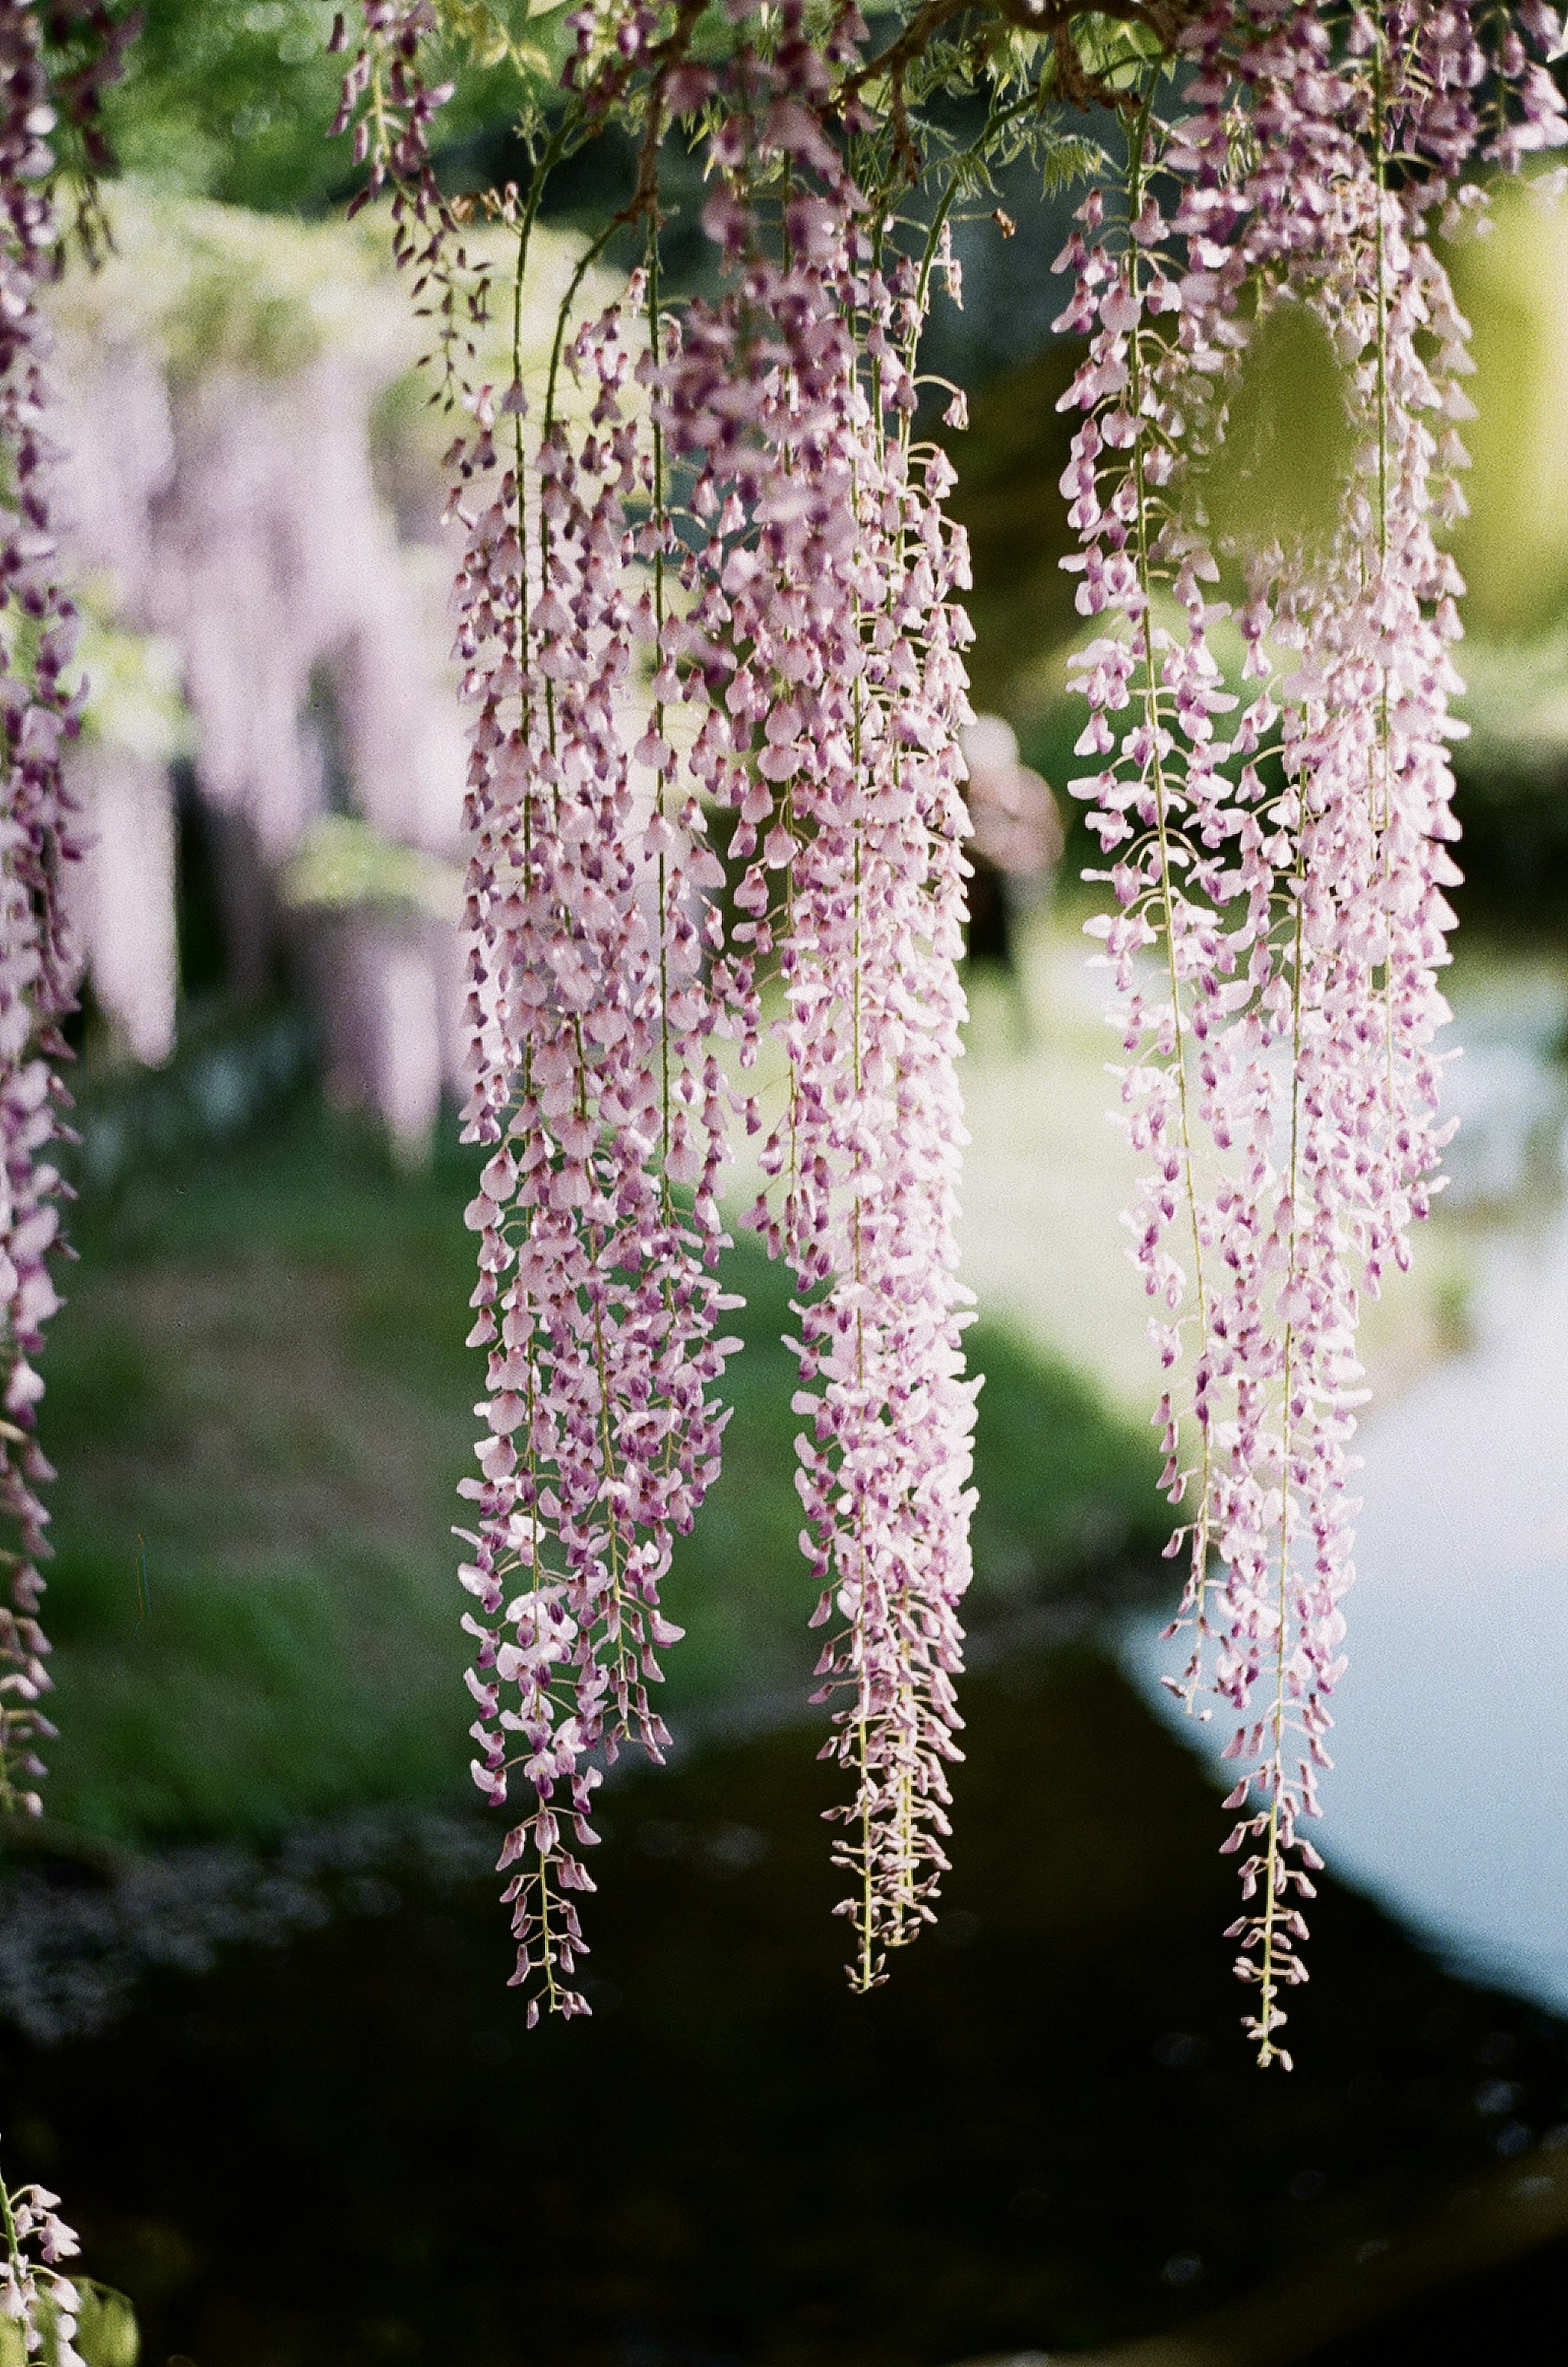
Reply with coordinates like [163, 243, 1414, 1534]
[95, 0, 552, 212]
[81, 1, 1187, 232]
[413, 2, 1184, 241]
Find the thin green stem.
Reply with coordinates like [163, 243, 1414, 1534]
[535, 1861, 562, 2014]
[646, 223, 675, 1168]
[545, 221, 621, 446]
[1255, 831, 1308, 2070]
[0, 2165, 20, 2280]
[1370, 31, 1397, 1145]
[1125, 79, 1216, 1680]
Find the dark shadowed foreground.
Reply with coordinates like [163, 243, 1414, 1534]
[1, 1646, 1564, 2367]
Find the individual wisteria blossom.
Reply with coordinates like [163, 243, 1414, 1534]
[1056, 0, 1564, 2062]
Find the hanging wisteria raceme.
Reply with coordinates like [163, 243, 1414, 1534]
[653, 23, 978, 1988]
[0, 0, 147, 1813]
[330, 1, 487, 400]
[0, 0, 134, 2344]
[0, 0, 76, 1840]
[1058, 0, 1564, 2062]
[455, 293, 745, 2024]
[332, 0, 1566, 2045]
[338, 2, 748, 2021]
[337, 0, 980, 2007]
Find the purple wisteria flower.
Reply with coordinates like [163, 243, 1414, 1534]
[340, 0, 979, 2010]
[339, 0, 1567, 2044]
[0, 0, 137, 2328]
[0, 0, 91, 1825]
[1058, 0, 1564, 2063]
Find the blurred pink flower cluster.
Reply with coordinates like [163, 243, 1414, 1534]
[961, 715, 1061, 883]
[51, 228, 470, 1152]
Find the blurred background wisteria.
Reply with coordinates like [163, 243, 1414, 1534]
[9, 4, 1568, 2365]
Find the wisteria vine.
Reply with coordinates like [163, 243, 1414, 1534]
[329, 0, 1567, 2050]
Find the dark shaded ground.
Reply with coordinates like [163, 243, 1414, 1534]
[4, 1645, 1565, 2367]
[1301, 2238, 1568, 2367]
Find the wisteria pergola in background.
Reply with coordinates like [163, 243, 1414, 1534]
[0, 0, 1564, 2349]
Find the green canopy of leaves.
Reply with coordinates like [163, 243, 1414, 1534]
[100, 0, 535, 213]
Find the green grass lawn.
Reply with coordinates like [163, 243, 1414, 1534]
[33, 1096, 1167, 1847]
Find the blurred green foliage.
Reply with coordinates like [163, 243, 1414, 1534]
[1185, 296, 1357, 571]
[0, 2282, 138, 2367]
[279, 814, 462, 920]
[1436, 181, 1568, 918]
[36, 1097, 1165, 1847]
[99, 0, 532, 215]
[942, 345, 1081, 720]
[102, 0, 366, 212]
[1444, 178, 1568, 640]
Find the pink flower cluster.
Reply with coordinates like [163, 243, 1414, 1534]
[450, 291, 746, 2021]
[0, 2174, 82, 2367]
[331, 1, 452, 191]
[0, 0, 89, 1825]
[653, 12, 978, 1987]
[1059, 0, 1564, 2064]
[342, 0, 978, 2008]
[0, 0, 135, 2333]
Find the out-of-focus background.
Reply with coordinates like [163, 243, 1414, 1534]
[10, 8, 1568, 2365]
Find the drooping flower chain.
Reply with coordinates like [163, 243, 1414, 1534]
[341, 0, 978, 2008]
[1060, 0, 1563, 2063]
[0, 0, 89, 1823]
[330, 2, 489, 403]
[0, 0, 137, 2338]
[452, 293, 746, 2023]
[653, 36, 977, 1986]
[335, 0, 719, 2023]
